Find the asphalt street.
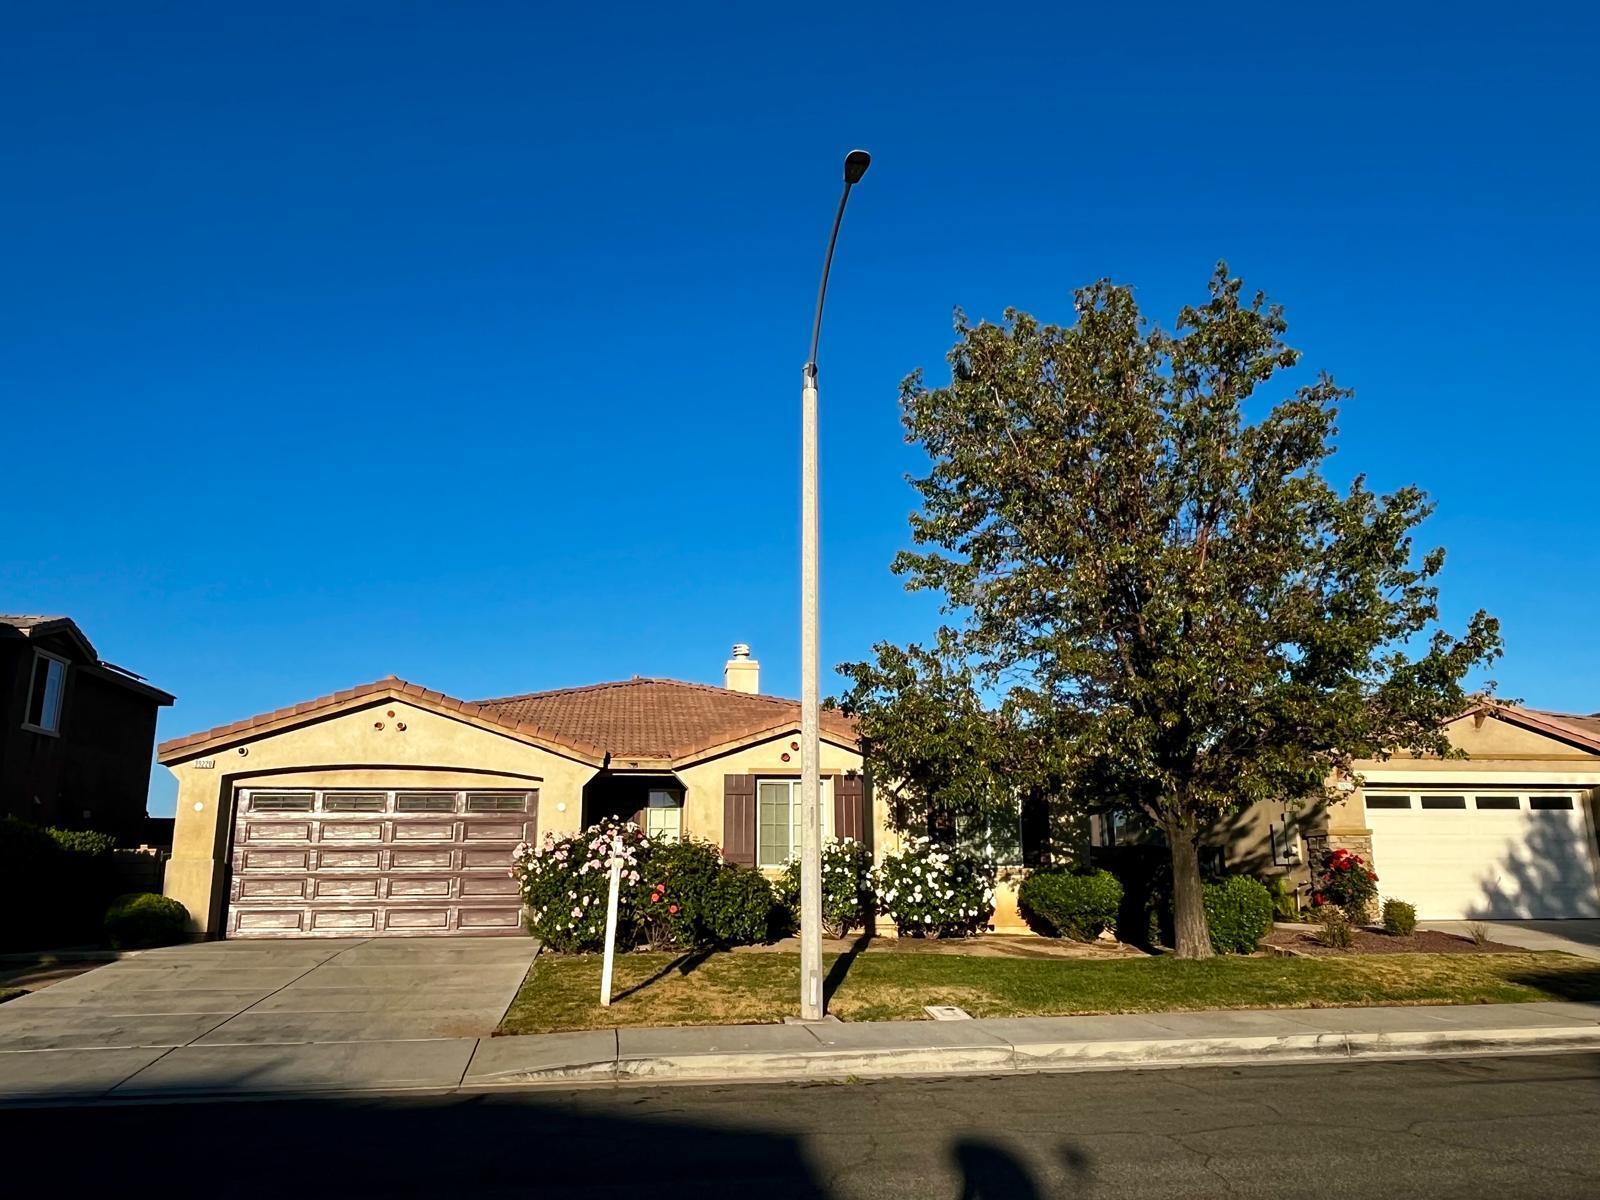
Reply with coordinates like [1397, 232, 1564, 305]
[10, 1052, 1600, 1198]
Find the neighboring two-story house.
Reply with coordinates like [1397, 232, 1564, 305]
[1, 615, 174, 841]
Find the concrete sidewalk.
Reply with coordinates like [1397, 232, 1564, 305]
[7, 1000, 1600, 1103]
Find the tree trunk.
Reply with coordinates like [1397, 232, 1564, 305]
[1166, 819, 1214, 959]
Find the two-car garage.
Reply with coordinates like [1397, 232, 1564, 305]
[1365, 788, 1600, 920]
[227, 787, 534, 937]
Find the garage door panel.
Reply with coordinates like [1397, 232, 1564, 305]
[314, 878, 381, 898]
[310, 910, 379, 932]
[245, 849, 308, 870]
[1367, 791, 1600, 920]
[227, 788, 535, 938]
[240, 878, 306, 899]
[320, 849, 381, 869]
[390, 877, 452, 897]
[236, 910, 303, 933]
[392, 848, 453, 869]
[459, 909, 522, 930]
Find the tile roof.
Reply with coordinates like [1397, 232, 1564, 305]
[472, 677, 859, 762]
[158, 674, 857, 765]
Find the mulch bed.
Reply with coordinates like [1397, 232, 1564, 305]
[1263, 927, 1523, 956]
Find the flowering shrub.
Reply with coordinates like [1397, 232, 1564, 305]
[1310, 846, 1379, 924]
[873, 837, 994, 937]
[776, 837, 876, 937]
[512, 817, 648, 953]
[512, 822, 777, 952]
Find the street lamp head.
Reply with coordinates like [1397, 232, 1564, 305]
[843, 149, 872, 184]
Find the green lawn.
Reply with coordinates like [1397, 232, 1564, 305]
[497, 949, 1600, 1035]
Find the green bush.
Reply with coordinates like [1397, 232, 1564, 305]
[706, 866, 778, 946]
[0, 816, 123, 950]
[776, 838, 875, 937]
[1268, 876, 1299, 922]
[637, 837, 728, 949]
[1017, 868, 1123, 941]
[1382, 898, 1418, 937]
[104, 893, 189, 949]
[1314, 906, 1355, 949]
[1202, 875, 1273, 954]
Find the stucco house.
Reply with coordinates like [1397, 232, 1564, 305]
[159, 646, 882, 938]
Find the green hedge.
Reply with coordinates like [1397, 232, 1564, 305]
[706, 867, 779, 946]
[104, 893, 190, 949]
[1203, 875, 1273, 954]
[0, 816, 124, 950]
[1017, 868, 1123, 941]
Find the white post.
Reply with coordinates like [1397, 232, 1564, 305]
[799, 364, 824, 1021]
[599, 835, 624, 1008]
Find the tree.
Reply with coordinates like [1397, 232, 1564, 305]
[842, 265, 1501, 958]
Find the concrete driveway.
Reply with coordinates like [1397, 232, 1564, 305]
[0, 937, 538, 1099]
[1423, 920, 1600, 961]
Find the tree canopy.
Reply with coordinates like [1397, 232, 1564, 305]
[841, 264, 1501, 956]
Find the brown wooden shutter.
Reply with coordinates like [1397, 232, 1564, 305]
[834, 773, 866, 844]
[723, 774, 756, 865]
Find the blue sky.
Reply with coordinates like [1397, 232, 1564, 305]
[4, 3, 1596, 817]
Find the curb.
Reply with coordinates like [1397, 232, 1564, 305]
[464, 1025, 1600, 1089]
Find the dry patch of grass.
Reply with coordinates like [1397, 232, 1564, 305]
[498, 949, 1600, 1035]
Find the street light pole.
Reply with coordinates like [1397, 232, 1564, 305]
[800, 148, 870, 1020]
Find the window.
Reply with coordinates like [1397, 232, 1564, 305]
[395, 793, 456, 813]
[466, 793, 527, 813]
[1475, 795, 1521, 810]
[24, 651, 66, 734]
[1530, 795, 1575, 811]
[645, 789, 682, 841]
[1366, 795, 1412, 810]
[755, 779, 830, 867]
[251, 793, 314, 812]
[323, 793, 385, 813]
[1420, 795, 1467, 810]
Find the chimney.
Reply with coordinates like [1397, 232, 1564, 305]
[724, 643, 760, 694]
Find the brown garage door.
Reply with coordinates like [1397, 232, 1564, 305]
[226, 787, 536, 938]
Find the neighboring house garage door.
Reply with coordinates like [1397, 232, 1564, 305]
[227, 788, 534, 937]
[1365, 790, 1600, 920]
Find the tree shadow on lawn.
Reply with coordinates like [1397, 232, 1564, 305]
[1503, 963, 1600, 1004]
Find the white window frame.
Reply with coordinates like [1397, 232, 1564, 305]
[22, 650, 67, 736]
[645, 789, 683, 841]
[755, 777, 831, 868]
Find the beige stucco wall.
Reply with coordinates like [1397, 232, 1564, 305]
[162, 698, 600, 935]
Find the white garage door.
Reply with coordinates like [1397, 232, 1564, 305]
[1365, 790, 1600, 920]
